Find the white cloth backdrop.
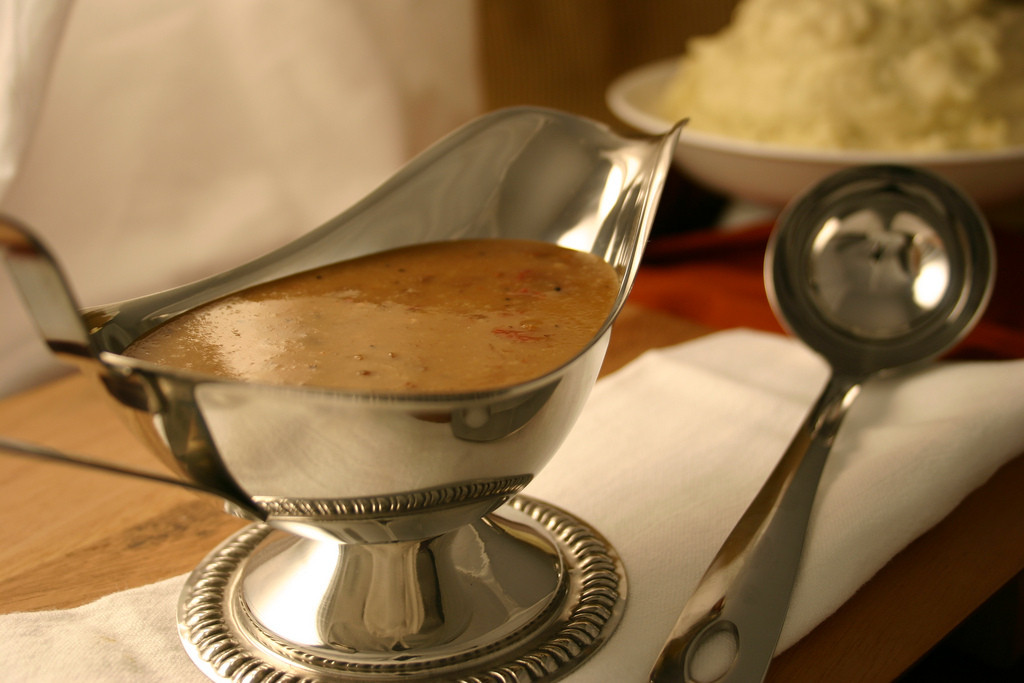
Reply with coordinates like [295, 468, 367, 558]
[0, 0, 482, 397]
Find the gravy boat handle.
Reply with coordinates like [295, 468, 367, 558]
[0, 435, 264, 520]
[0, 213, 97, 363]
[1, 214, 266, 521]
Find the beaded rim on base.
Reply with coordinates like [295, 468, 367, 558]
[178, 496, 626, 682]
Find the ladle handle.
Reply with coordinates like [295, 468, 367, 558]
[649, 373, 862, 683]
[0, 436, 264, 521]
[0, 214, 94, 359]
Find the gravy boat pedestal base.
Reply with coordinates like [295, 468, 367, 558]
[179, 496, 624, 682]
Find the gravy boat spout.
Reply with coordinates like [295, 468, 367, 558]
[2, 107, 683, 681]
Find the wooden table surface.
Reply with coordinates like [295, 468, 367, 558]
[1, 302, 1022, 682]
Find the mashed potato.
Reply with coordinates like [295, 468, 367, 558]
[656, 0, 1024, 151]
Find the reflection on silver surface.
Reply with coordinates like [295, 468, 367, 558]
[809, 207, 951, 340]
[1, 107, 681, 681]
[179, 497, 625, 681]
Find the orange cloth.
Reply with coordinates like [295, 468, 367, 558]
[630, 222, 1024, 361]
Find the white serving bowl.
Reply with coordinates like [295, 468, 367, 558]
[607, 58, 1024, 208]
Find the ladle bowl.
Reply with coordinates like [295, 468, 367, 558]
[768, 165, 995, 376]
[1, 107, 683, 682]
[650, 164, 995, 683]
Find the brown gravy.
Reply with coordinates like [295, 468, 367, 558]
[124, 239, 619, 393]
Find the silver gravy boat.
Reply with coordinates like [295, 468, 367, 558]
[0, 107, 682, 682]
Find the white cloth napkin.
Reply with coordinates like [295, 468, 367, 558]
[2, 329, 1023, 682]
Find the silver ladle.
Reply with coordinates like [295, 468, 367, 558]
[650, 165, 995, 683]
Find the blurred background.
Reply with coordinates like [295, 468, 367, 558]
[478, 1, 738, 127]
[480, 1, 744, 230]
